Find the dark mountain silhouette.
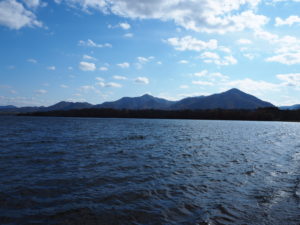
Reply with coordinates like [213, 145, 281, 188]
[279, 104, 300, 110]
[45, 101, 93, 111]
[0, 105, 17, 109]
[0, 89, 277, 114]
[95, 94, 175, 110]
[0, 101, 92, 114]
[171, 88, 274, 110]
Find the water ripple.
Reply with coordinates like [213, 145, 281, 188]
[1, 117, 300, 224]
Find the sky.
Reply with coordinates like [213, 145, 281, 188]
[1, 0, 300, 106]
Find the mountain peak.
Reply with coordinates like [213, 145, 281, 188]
[225, 88, 243, 94]
[141, 94, 154, 98]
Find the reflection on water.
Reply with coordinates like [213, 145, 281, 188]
[0, 116, 300, 224]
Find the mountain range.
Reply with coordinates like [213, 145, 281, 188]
[279, 104, 300, 110]
[0, 88, 285, 114]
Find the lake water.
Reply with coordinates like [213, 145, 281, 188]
[1, 116, 300, 224]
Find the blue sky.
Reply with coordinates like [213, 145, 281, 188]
[1, 0, 300, 106]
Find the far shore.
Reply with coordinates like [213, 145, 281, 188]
[18, 107, 300, 122]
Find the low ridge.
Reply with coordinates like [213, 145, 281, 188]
[0, 88, 280, 113]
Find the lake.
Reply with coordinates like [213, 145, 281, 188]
[0, 116, 300, 224]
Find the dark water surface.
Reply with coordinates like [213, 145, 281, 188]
[1, 116, 300, 225]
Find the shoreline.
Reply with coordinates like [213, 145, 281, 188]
[18, 107, 300, 123]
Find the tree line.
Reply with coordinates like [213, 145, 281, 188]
[19, 107, 300, 122]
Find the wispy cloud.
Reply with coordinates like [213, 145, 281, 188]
[99, 66, 108, 71]
[83, 54, 96, 60]
[113, 75, 127, 80]
[79, 61, 96, 71]
[78, 39, 112, 48]
[135, 77, 149, 84]
[47, 66, 56, 70]
[60, 84, 68, 88]
[124, 33, 133, 38]
[35, 89, 47, 94]
[200, 52, 237, 66]
[277, 73, 300, 87]
[117, 62, 130, 68]
[167, 36, 218, 51]
[108, 22, 131, 30]
[275, 15, 300, 26]
[178, 60, 189, 64]
[97, 81, 122, 88]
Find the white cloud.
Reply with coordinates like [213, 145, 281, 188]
[117, 62, 130, 68]
[108, 22, 131, 29]
[107, 1, 264, 33]
[97, 82, 105, 87]
[0, 0, 42, 29]
[254, 29, 300, 65]
[83, 54, 96, 60]
[135, 77, 149, 84]
[275, 15, 300, 26]
[96, 77, 104, 81]
[201, 51, 219, 60]
[113, 75, 127, 80]
[23, 0, 41, 8]
[178, 60, 189, 64]
[225, 78, 279, 93]
[47, 1, 269, 34]
[97, 81, 122, 88]
[79, 61, 96, 71]
[272, 0, 300, 2]
[167, 36, 218, 51]
[254, 29, 278, 42]
[60, 84, 68, 88]
[27, 58, 37, 63]
[137, 56, 154, 63]
[67, 0, 106, 11]
[47, 66, 56, 70]
[276, 73, 300, 86]
[219, 46, 231, 53]
[35, 89, 47, 94]
[237, 39, 252, 44]
[192, 80, 213, 86]
[266, 52, 300, 65]
[99, 66, 108, 71]
[78, 39, 112, 48]
[124, 32, 133, 38]
[105, 82, 122, 88]
[200, 52, 237, 66]
[119, 22, 130, 29]
[137, 57, 148, 64]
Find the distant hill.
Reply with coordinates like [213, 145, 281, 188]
[0, 101, 92, 114]
[0, 105, 17, 109]
[279, 104, 300, 110]
[0, 89, 276, 113]
[171, 88, 274, 110]
[95, 94, 175, 110]
[45, 101, 93, 111]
